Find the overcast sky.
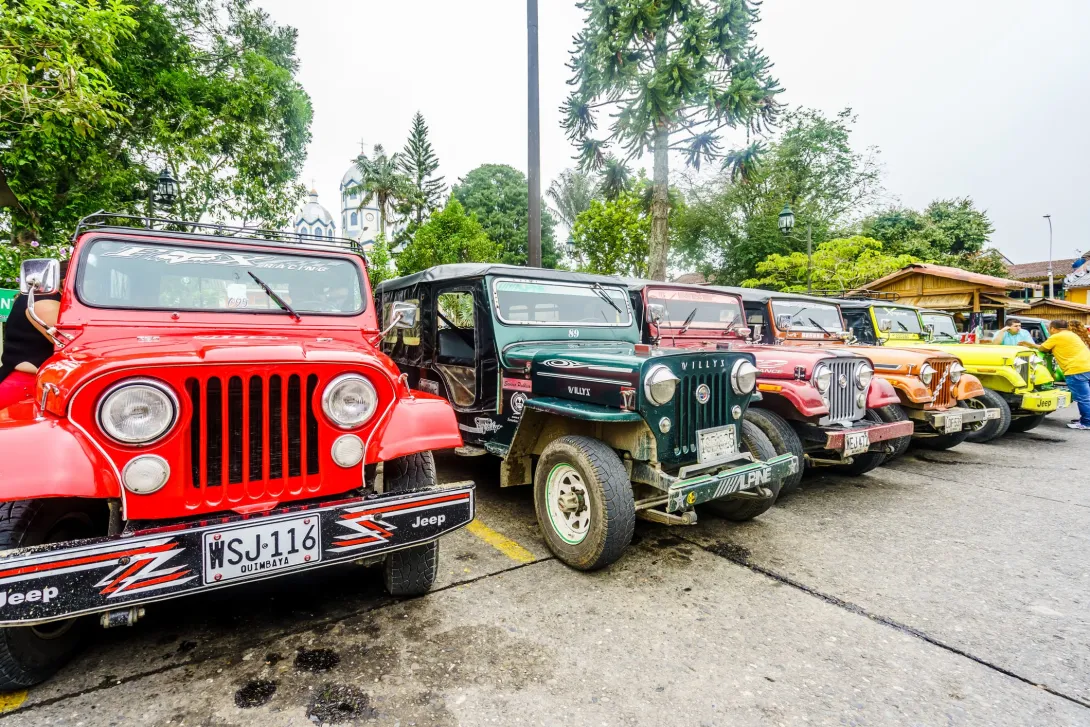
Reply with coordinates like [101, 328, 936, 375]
[257, 0, 1090, 265]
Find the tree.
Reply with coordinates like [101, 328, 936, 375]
[452, 164, 559, 268]
[396, 197, 502, 276]
[570, 194, 650, 277]
[562, 0, 782, 281]
[742, 236, 919, 293]
[547, 168, 597, 229]
[598, 157, 633, 202]
[673, 108, 884, 284]
[365, 233, 395, 288]
[398, 112, 445, 227]
[1, 0, 313, 243]
[349, 144, 410, 237]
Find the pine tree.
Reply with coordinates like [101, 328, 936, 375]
[399, 112, 445, 227]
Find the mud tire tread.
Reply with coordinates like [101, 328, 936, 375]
[744, 408, 805, 494]
[705, 420, 783, 521]
[873, 404, 912, 460]
[383, 452, 440, 597]
[1007, 412, 1047, 433]
[964, 389, 1012, 443]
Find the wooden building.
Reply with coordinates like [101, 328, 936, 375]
[857, 263, 1039, 318]
[1021, 298, 1090, 326]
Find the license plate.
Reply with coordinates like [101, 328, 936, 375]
[984, 408, 1001, 420]
[843, 431, 870, 457]
[203, 515, 321, 584]
[697, 425, 737, 463]
[944, 413, 963, 433]
[1058, 391, 1071, 408]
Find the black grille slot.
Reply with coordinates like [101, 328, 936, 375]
[673, 368, 731, 457]
[186, 372, 321, 492]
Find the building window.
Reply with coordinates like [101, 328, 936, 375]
[350, 212, 358, 227]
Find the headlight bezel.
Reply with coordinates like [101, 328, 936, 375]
[811, 363, 832, 393]
[949, 362, 965, 384]
[856, 363, 874, 391]
[322, 373, 379, 429]
[919, 363, 936, 386]
[731, 359, 760, 396]
[644, 365, 679, 406]
[96, 378, 179, 446]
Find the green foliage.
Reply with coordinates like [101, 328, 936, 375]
[452, 164, 559, 268]
[563, 0, 782, 279]
[570, 195, 650, 277]
[673, 108, 884, 284]
[1, 0, 313, 243]
[547, 169, 597, 230]
[741, 236, 919, 293]
[396, 198, 501, 276]
[348, 144, 410, 237]
[0, 241, 72, 289]
[397, 112, 445, 228]
[365, 233, 395, 289]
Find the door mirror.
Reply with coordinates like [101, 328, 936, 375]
[388, 300, 419, 330]
[19, 259, 61, 295]
[924, 323, 935, 338]
[776, 313, 793, 331]
[878, 318, 892, 332]
[646, 303, 666, 326]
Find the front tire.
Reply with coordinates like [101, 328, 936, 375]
[871, 404, 912, 461]
[1008, 413, 1047, 433]
[533, 436, 634, 571]
[0, 500, 101, 690]
[383, 452, 440, 597]
[705, 420, 783, 521]
[832, 409, 889, 476]
[964, 389, 1011, 443]
[743, 408, 804, 495]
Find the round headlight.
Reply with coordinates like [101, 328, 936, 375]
[98, 379, 178, 445]
[122, 455, 170, 494]
[731, 360, 759, 395]
[919, 363, 936, 386]
[1029, 354, 1044, 367]
[950, 362, 965, 384]
[322, 374, 379, 429]
[856, 363, 874, 391]
[644, 365, 679, 406]
[811, 364, 832, 393]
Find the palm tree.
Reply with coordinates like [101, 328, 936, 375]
[546, 169, 597, 229]
[349, 144, 410, 236]
[598, 157, 632, 201]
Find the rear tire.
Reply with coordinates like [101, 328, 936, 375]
[964, 389, 1011, 443]
[533, 436, 634, 572]
[706, 420, 783, 521]
[743, 408, 804, 495]
[871, 404, 912, 461]
[0, 500, 102, 690]
[1008, 413, 1047, 433]
[383, 452, 440, 597]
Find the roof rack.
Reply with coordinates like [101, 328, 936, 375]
[71, 212, 366, 256]
[810, 289, 901, 301]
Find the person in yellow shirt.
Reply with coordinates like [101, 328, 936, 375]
[1020, 320, 1090, 430]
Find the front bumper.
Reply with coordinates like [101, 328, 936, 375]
[1018, 389, 1069, 413]
[822, 420, 915, 453]
[0, 485, 474, 626]
[905, 406, 999, 433]
[665, 454, 798, 513]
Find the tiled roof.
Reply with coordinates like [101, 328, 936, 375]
[1006, 258, 1077, 280]
[860, 263, 1039, 292]
[671, 272, 707, 285]
[1024, 297, 1090, 313]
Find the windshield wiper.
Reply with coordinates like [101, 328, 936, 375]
[592, 283, 623, 316]
[679, 307, 699, 335]
[808, 317, 833, 336]
[248, 271, 300, 321]
[895, 320, 910, 332]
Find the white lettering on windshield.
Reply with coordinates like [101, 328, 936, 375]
[100, 245, 337, 272]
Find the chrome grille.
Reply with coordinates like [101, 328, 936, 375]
[927, 359, 956, 408]
[185, 372, 320, 508]
[673, 370, 732, 459]
[820, 357, 866, 425]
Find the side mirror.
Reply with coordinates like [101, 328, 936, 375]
[646, 303, 666, 326]
[735, 326, 752, 340]
[776, 314, 793, 331]
[750, 324, 762, 342]
[19, 259, 61, 295]
[878, 318, 892, 332]
[924, 323, 935, 339]
[388, 300, 418, 330]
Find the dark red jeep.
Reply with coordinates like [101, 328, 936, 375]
[0, 215, 473, 688]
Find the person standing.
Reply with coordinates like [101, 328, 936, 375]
[1020, 320, 1090, 430]
[992, 318, 1033, 346]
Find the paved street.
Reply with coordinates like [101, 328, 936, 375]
[2, 407, 1087, 726]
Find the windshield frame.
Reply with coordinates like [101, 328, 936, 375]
[490, 277, 634, 328]
[646, 287, 744, 332]
[74, 237, 367, 317]
[873, 305, 924, 334]
[920, 313, 959, 340]
[769, 299, 846, 333]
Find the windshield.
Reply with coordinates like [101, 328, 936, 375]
[875, 306, 923, 334]
[77, 240, 364, 315]
[492, 278, 632, 327]
[647, 288, 742, 331]
[770, 300, 844, 332]
[922, 314, 959, 340]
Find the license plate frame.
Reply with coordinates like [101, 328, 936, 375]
[202, 514, 322, 585]
[944, 413, 963, 434]
[696, 424, 737, 463]
[843, 431, 870, 457]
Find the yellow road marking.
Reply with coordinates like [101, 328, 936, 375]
[466, 520, 535, 563]
[0, 690, 27, 713]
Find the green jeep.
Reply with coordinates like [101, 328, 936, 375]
[375, 265, 798, 571]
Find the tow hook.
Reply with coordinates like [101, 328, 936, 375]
[100, 607, 145, 629]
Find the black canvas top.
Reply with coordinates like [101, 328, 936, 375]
[712, 286, 835, 305]
[375, 264, 628, 295]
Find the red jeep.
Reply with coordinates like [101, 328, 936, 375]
[0, 215, 472, 688]
[625, 282, 913, 494]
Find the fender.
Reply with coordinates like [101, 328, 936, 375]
[368, 390, 464, 463]
[524, 396, 644, 423]
[876, 373, 934, 404]
[955, 373, 985, 400]
[866, 377, 900, 408]
[755, 379, 827, 419]
[0, 403, 122, 501]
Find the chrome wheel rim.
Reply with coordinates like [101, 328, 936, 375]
[545, 464, 591, 545]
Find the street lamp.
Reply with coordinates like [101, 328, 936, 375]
[778, 204, 813, 294]
[154, 168, 178, 208]
[1043, 214, 1054, 299]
